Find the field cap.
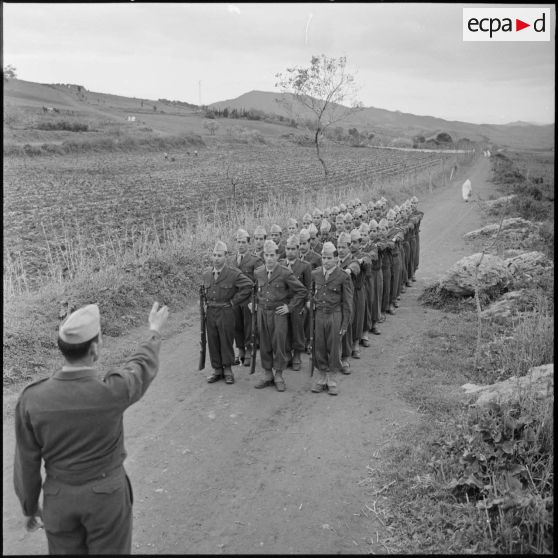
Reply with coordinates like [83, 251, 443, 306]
[270, 224, 282, 234]
[344, 212, 353, 221]
[286, 234, 299, 248]
[350, 229, 362, 242]
[302, 212, 312, 221]
[353, 207, 363, 217]
[379, 218, 389, 227]
[337, 231, 351, 245]
[369, 219, 379, 228]
[308, 223, 318, 235]
[59, 304, 100, 344]
[359, 222, 370, 235]
[253, 225, 267, 237]
[299, 228, 310, 241]
[320, 219, 331, 233]
[322, 241, 336, 255]
[335, 214, 344, 224]
[411, 196, 418, 204]
[339, 203, 347, 212]
[213, 240, 228, 252]
[331, 206, 340, 214]
[312, 207, 323, 217]
[386, 209, 396, 219]
[354, 198, 362, 206]
[263, 239, 278, 252]
[236, 228, 250, 241]
[287, 217, 298, 227]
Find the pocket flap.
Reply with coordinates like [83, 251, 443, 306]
[91, 476, 123, 494]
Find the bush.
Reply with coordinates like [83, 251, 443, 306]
[37, 120, 89, 132]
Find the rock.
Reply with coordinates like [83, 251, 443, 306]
[484, 194, 516, 210]
[462, 364, 553, 407]
[464, 218, 540, 241]
[438, 253, 510, 296]
[481, 289, 538, 323]
[505, 251, 553, 276]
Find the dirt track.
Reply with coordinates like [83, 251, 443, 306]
[2, 157, 498, 554]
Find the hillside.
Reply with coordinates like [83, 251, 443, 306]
[210, 90, 554, 150]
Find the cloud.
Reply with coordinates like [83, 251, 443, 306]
[227, 4, 241, 15]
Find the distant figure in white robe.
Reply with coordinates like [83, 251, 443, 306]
[462, 178, 472, 202]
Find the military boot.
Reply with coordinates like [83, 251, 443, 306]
[254, 369, 274, 389]
[207, 368, 224, 383]
[351, 342, 361, 359]
[359, 336, 370, 347]
[340, 358, 351, 374]
[292, 350, 302, 371]
[274, 370, 286, 392]
[311, 371, 327, 393]
[223, 366, 234, 385]
[326, 372, 338, 396]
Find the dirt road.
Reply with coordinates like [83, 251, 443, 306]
[2, 157, 498, 554]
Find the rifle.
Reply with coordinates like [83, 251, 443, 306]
[198, 285, 207, 370]
[249, 282, 258, 374]
[308, 280, 315, 377]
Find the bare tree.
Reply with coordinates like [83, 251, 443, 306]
[275, 54, 361, 177]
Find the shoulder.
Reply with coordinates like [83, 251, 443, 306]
[254, 264, 266, 276]
[17, 377, 50, 403]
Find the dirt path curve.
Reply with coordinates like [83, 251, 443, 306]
[3, 157, 498, 554]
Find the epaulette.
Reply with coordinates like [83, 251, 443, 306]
[19, 377, 49, 397]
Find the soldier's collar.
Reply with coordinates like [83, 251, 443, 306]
[55, 367, 98, 380]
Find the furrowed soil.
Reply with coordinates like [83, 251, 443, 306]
[2, 157, 498, 554]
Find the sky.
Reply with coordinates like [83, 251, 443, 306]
[2, 2, 555, 125]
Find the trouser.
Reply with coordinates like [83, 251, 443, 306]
[314, 309, 343, 372]
[402, 241, 410, 286]
[233, 302, 253, 355]
[364, 274, 373, 331]
[415, 231, 420, 271]
[381, 264, 391, 312]
[351, 287, 366, 344]
[409, 236, 417, 277]
[286, 305, 307, 353]
[371, 268, 382, 323]
[390, 251, 402, 303]
[42, 467, 132, 555]
[206, 306, 236, 369]
[258, 308, 289, 371]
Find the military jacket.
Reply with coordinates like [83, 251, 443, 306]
[254, 264, 307, 313]
[338, 252, 364, 291]
[351, 247, 372, 277]
[229, 251, 263, 281]
[362, 240, 381, 271]
[202, 265, 252, 308]
[309, 238, 323, 254]
[279, 258, 312, 302]
[311, 267, 354, 330]
[14, 332, 162, 516]
[300, 249, 322, 270]
[252, 247, 265, 260]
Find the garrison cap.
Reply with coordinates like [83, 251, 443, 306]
[320, 219, 331, 232]
[411, 196, 418, 204]
[331, 206, 340, 214]
[354, 198, 362, 206]
[321, 241, 337, 255]
[263, 239, 278, 252]
[337, 231, 351, 246]
[312, 207, 323, 217]
[270, 224, 282, 234]
[235, 228, 250, 241]
[339, 203, 347, 212]
[59, 304, 100, 344]
[299, 228, 310, 241]
[367, 200, 375, 209]
[369, 218, 379, 228]
[350, 229, 362, 242]
[359, 222, 370, 235]
[308, 223, 318, 235]
[344, 212, 353, 221]
[302, 212, 313, 221]
[386, 209, 396, 219]
[335, 214, 345, 223]
[323, 207, 331, 217]
[287, 217, 298, 227]
[286, 234, 299, 247]
[253, 225, 267, 237]
[353, 207, 363, 217]
[379, 218, 389, 227]
[213, 240, 228, 252]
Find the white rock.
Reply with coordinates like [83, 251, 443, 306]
[481, 289, 537, 323]
[439, 253, 510, 296]
[462, 364, 553, 407]
[464, 218, 540, 241]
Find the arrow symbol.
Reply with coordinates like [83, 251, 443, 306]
[516, 19, 530, 32]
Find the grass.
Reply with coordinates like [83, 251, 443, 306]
[361, 149, 553, 554]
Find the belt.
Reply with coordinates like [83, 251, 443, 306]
[259, 303, 284, 311]
[315, 306, 341, 314]
[46, 464, 123, 486]
[206, 301, 232, 308]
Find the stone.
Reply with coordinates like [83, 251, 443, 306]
[464, 218, 540, 241]
[462, 364, 553, 407]
[481, 289, 538, 323]
[438, 253, 511, 296]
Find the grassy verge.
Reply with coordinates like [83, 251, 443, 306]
[361, 150, 553, 554]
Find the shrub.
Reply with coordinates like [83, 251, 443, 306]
[37, 120, 89, 132]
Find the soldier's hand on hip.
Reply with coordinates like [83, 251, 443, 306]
[275, 304, 290, 315]
[149, 301, 169, 333]
[24, 507, 43, 532]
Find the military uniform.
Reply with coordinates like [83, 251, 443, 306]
[362, 240, 383, 331]
[311, 266, 353, 376]
[386, 228, 404, 305]
[230, 251, 263, 363]
[300, 249, 322, 270]
[309, 237, 323, 254]
[348, 247, 370, 352]
[338, 253, 361, 365]
[380, 241, 392, 314]
[279, 257, 312, 366]
[14, 332, 162, 554]
[254, 264, 307, 374]
[202, 265, 253, 375]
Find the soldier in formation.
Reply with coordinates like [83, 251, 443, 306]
[199, 196, 422, 394]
